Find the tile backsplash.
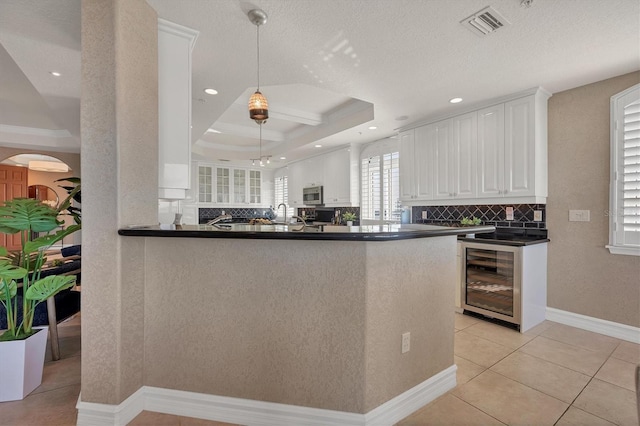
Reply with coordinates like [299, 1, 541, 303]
[412, 204, 546, 228]
[198, 206, 360, 224]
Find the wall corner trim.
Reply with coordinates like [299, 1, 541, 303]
[546, 307, 640, 344]
[75, 366, 457, 426]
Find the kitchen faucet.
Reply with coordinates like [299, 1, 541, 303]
[277, 203, 287, 223]
[205, 214, 232, 226]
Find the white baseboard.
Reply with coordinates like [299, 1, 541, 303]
[76, 387, 144, 426]
[546, 307, 640, 344]
[76, 365, 457, 426]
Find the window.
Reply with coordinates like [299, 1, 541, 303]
[198, 166, 212, 203]
[360, 139, 401, 224]
[274, 175, 294, 219]
[608, 83, 640, 256]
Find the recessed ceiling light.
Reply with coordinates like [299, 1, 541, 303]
[50, 71, 61, 77]
[314, 144, 322, 148]
[279, 156, 286, 160]
[449, 97, 463, 104]
[204, 88, 218, 95]
[368, 126, 377, 130]
[206, 128, 221, 134]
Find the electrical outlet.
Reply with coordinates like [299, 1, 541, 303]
[402, 332, 410, 354]
[421, 211, 428, 219]
[505, 206, 514, 221]
[533, 210, 542, 222]
[569, 210, 590, 222]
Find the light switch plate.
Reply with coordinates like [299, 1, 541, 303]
[421, 211, 428, 219]
[533, 210, 543, 222]
[569, 210, 590, 222]
[506, 207, 514, 221]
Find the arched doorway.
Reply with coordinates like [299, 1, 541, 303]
[0, 154, 74, 250]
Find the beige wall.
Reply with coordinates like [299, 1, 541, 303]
[548, 71, 640, 327]
[143, 236, 455, 413]
[81, 0, 158, 404]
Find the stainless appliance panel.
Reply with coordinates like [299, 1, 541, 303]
[303, 186, 323, 205]
[461, 241, 521, 326]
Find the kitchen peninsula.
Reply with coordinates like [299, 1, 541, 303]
[117, 224, 493, 424]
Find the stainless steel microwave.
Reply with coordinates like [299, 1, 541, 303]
[303, 186, 323, 205]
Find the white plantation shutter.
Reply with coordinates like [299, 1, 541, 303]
[382, 152, 400, 221]
[274, 176, 294, 219]
[360, 138, 401, 224]
[609, 84, 640, 255]
[362, 155, 381, 220]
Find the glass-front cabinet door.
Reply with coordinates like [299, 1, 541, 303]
[216, 167, 230, 203]
[233, 169, 247, 203]
[198, 165, 212, 203]
[249, 170, 261, 204]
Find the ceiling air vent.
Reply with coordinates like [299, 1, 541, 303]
[461, 6, 510, 37]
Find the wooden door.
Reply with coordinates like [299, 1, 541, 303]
[0, 165, 28, 251]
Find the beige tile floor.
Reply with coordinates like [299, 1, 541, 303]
[1, 313, 638, 426]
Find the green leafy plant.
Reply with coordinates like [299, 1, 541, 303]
[0, 198, 80, 341]
[342, 212, 357, 222]
[55, 177, 81, 225]
[460, 216, 481, 226]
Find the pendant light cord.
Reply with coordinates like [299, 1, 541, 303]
[256, 24, 260, 91]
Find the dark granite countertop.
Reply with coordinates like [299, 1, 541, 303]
[457, 228, 549, 246]
[118, 223, 496, 242]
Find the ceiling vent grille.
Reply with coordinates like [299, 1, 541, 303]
[461, 6, 510, 37]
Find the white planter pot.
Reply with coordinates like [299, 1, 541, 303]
[0, 326, 48, 402]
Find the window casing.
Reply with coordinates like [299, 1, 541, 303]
[274, 175, 294, 219]
[360, 139, 401, 224]
[608, 83, 640, 256]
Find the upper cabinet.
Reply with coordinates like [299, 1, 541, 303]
[400, 88, 550, 205]
[196, 164, 264, 206]
[157, 19, 199, 200]
[286, 146, 359, 207]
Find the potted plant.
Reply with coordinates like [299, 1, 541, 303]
[342, 212, 357, 226]
[0, 198, 80, 401]
[460, 216, 481, 238]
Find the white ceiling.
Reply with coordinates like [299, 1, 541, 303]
[0, 0, 638, 168]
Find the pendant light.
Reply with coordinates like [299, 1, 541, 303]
[248, 9, 268, 124]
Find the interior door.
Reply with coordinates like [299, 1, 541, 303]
[0, 165, 28, 251]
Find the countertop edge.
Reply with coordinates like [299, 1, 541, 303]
[457, 237, 550, 246]
[118, 225, 496, 242]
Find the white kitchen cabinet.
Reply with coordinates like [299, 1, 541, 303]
[434, 113, 477, 200]
[414, 125, 435, 200]
[433, 118, 454, 199]
[477, 104, 505, 198]
[504, 95, 537, 197]
[286, 146, 359, 207]
[196, 163, 265, 206]
[158, 20, 198, 200]
[452, 111, 478, 199]
[287, 161, 304, 206]
[323, 148, 351, 205]
[233, 169, 247, 204]
[399, 130, 416, 200]
[400, 127, 434, 201]
[400, 88, 549, 205]
[216, 167, 230, 203]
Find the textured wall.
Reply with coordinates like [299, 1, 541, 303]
[547, 71, 640, 327]
[143, 237, 455, 413]
[81, 0, 158, 404]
